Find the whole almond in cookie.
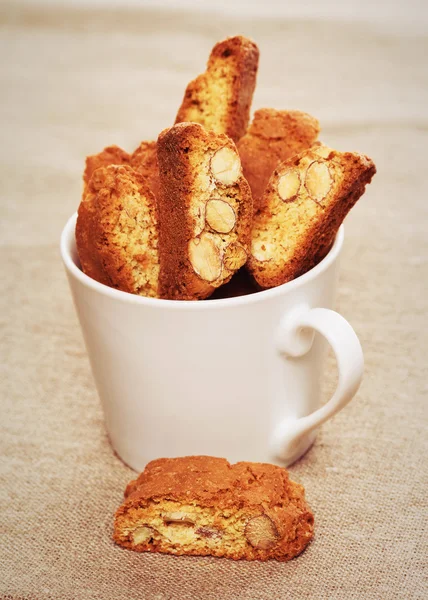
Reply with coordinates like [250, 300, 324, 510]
[205, 198, 237, 233]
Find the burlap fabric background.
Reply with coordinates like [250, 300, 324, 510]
[1, 2, 427, 598]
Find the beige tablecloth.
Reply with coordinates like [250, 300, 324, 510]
[1, 2, 427, 599]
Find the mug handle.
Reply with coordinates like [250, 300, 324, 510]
[271, 305, 364, 464]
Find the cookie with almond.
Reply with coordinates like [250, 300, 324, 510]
[247, 144, 376, 288]
[237, 109, 320, 211]
[156, 122, 253, 300]
[114, 456, 314, 561]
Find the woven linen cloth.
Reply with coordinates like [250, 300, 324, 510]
[1, 2, 427, 598]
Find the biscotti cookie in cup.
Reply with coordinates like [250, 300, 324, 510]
[157, 122, 253, 300]
[247, 144, 376, 288]
[76, 164, 159, 296]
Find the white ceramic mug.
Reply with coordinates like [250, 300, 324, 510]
[61, 213, 363, 471]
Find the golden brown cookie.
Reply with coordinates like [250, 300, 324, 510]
[175, 36, 259, 143]
[83, 142, 159, 197]
[237, 109, 320, 211]
[76, 164, 159, 297]
[156, 122, 253, 300]
[83, 145, 130, 196]
[247, 145, 376, 288]
[114, 456, 314, 562]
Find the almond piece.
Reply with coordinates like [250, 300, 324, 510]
[244, 515, 280, 550]
[189, 234, 222, 282]
[206, 198, 236, 233]
[163, 512, 195, 525]
[132, 526, 155, 545]
[210, 147, 241, 185]
[223, 242, 247, 271]
[304, 161, 332, 202]
[278, 171, 301, 202]
[196, 526, 222, 539]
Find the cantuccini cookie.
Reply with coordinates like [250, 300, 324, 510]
[83, 142, 159, 196]
[175, 36, 259, 143]
[83, 145, 130, 196]
[76, 164, 159, 297]
[156, 122, 253, 300]
[237, 109, 320, 211]
[247, 145, 376, 288]
[114, 456, 314, 562]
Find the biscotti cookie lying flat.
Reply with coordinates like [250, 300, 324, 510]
[157, 122, 253, 300]
[237, 109, 320, 211]
[175, 36, 259, 143]
[247, 145, 376, 288]
[76, 164, 159, 296]
[114, 456, 314, 562]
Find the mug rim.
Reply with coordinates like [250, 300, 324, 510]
[60, 212, 344, 310]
